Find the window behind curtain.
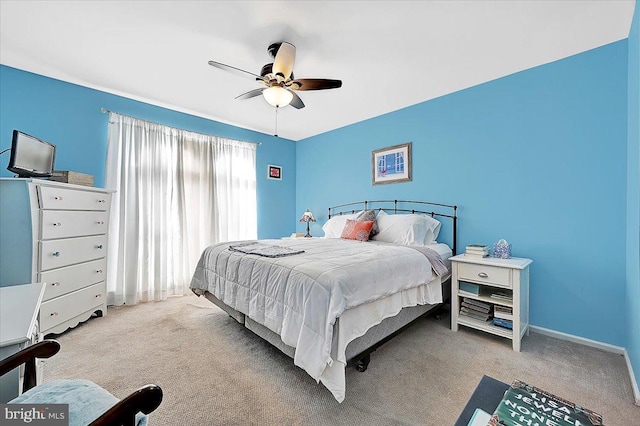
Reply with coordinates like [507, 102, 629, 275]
[105, 113, 257, 305]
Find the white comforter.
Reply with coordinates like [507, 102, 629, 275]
[190, 238, 442, 401]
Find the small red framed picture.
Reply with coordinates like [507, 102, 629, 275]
[267, 164, 282, 180]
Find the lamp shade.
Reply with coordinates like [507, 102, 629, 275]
[263, 86, 294, 108]
[299, 209, 316, 223]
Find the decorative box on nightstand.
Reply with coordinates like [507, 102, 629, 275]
[450, 254, 532, 351]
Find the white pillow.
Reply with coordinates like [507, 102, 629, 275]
[421, 214, 442, 245]
[372, 210, 431, 246]
[322, 213, 357, 238]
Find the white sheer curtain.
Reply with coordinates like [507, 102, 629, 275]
[105, 113, 257, 305]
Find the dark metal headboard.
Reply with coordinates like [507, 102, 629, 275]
[328, 200, 458, 255]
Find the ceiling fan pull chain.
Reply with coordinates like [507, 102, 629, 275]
[275, 106, 278, 137]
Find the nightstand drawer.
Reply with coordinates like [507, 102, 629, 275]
[458, 262, 511, 288]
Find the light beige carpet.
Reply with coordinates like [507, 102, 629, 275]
[43, 294, 639, 425]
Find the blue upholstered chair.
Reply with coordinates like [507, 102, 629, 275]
[0, 340, 162, 426]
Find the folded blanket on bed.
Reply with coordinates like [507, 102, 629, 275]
[228, 242, 305, 258]
[409, 246, 449, 276]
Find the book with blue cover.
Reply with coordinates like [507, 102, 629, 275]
[493, 317, 513, 329]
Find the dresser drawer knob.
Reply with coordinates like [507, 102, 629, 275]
[53, 222, 62, 227]
[54, 196, 63, 201]
[477, 272, 488, 278]
[52, 251, 61, 257]
[96, 221, 105, 225]
[96, 269, 103, 274]
[50, 312, 59, 317]
[95, 294, 102, 298]
[98, 199, 106, 203]
[51, 282, 61, 287]
[96, 244, 103, 250]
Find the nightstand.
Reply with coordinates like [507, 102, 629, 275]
[450, 254, 532, 351]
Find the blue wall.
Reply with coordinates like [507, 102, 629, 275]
[296, 41, 629, 346]
[626, 0, 640, 394]
[0, 20, 636, 374]
[0, 65, 296, 239]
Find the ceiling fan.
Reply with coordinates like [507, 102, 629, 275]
[208, 42, 342, 109]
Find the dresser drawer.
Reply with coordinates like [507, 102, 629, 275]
[39, 235, 107, 271]
[38, 186, 111, 211]
[458, 262, 512, 289]
[40, 210, 109, 240]
[38, 258, 107, 302]
[40, 282, 105, 331]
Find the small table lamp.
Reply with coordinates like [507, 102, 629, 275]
[299, 209, 316, 237]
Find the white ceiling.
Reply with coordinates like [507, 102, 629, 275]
[0, 1, 635, 141]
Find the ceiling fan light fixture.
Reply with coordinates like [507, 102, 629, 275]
[263, 86, 293, 108]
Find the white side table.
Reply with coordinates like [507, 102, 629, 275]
[0, 282, 46, 402]
[450, 255, 532, 351]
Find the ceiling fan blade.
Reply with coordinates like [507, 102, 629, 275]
[290, 79, 342, 91]
[235, 88, 265, 100]
[272, 42, 296, 80]
[208, 60, 264, 80]
[289, 91, 305, 109]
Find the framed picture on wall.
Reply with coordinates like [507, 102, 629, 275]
[371, 142, 412, 185]
[267, 164, 282, 180]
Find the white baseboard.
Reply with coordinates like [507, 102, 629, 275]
[530, 325, 625, 353]
[623, 350, 640, 406]
[530, 326, 640, 405]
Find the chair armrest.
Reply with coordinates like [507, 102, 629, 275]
[89, 384, 163, 426]
[0, 340, 60, 391]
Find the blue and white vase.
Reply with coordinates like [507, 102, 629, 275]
[493, 239, 512, 259]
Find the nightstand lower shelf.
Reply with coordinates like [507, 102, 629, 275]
[457, 316, 512, 339]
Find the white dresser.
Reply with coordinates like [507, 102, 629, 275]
[0, 178, 113, 336]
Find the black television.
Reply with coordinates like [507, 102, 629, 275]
[7, 130, 56, 178]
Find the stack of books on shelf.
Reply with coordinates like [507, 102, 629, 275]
[491, 290, 513, 302]
[493, 305, 513, 329]
[465, 244, 489, 258]
[460, 297, 492, 322]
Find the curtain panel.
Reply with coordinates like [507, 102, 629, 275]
[105, 113, 257, 305]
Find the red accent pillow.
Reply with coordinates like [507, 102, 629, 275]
[340, 219, 375, 242]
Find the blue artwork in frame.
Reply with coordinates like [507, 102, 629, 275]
[371, 142, 412, 185]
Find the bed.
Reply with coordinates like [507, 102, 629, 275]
[190, 200, 457, 402]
